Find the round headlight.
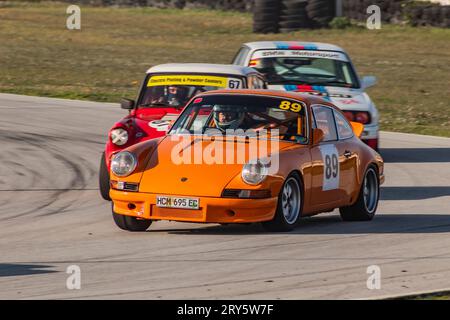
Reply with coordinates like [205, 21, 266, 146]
[242, 161, 268, 185]
[111, 152, 137, 177]
[110, 128, 128, 146]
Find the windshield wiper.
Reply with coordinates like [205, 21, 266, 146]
[308, 80, 351, 87]
[140, 102, 179, 108]
[269, 80, 313, 85]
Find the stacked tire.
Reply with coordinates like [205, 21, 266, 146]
[405, 4, 450, 27]
[279, 0, 313, 33]
[253, 0, 282, 34]
[306, 0, 335, 28]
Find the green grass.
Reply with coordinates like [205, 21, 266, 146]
[394, 290, 450, 300]
[0, 1, 449, 136]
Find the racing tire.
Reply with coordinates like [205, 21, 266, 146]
[112, 210, 152, 232]
[339, 166, 380, 221]
[306, 0, 335, 27]
[262, 172, 303, 232]
[253, 0, 281, 34]
[99, 152, 111, 201]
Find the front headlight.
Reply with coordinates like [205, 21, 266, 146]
[110, 128, 128, 146]
[110, 152, 137, 177]
[241, 160, 268, 185]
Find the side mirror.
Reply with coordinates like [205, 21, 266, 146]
[312, 128, 325, 146]
[350, 121, 364, 138]
[361, 76, 377, 89]
[120, 98, 135, 110]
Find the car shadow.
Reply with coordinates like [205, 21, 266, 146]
[160, 213, 450, 235]
[0, 264, 57, 277]
[381, 186, 450, 200]
[380, 148, 450, 163]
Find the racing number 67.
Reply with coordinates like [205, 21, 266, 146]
[324, 154, 338, 179]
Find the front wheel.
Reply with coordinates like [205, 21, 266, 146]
[99, 152, 111, 201]
[262, 173, 303, 232]
[112, 210, 152, 232]
[340, 166, 380, 221]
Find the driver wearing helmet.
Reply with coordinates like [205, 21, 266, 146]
[166, 86, 189, 107]
[213, 105, 245, 131]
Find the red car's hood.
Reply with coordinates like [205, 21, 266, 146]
[110, 107, 183, 142]
[133, 107, 182, 138]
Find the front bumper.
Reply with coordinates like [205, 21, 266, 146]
[110, 189, 278, 223]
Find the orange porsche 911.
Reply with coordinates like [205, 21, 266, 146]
[109, 90, 384, 232]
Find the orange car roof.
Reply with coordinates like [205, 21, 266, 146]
[198, 89, 337, 109]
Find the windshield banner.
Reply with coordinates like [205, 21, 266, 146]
[252, 50, 348, 61]
[148, 75, 241, 88]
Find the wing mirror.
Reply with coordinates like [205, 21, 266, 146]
[120, 98, 135, 110]
[361, 76, 377, 89]
[350, 121, 364, 138]
[312, 128, 325, 145]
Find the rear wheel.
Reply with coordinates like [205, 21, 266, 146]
[340, 166, 379, 221]
[112, 210, 152, 232]
[99, 152, 111, 201]
[262, 173, 303, 232]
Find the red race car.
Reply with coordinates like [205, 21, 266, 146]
[99, 63, 267, 200]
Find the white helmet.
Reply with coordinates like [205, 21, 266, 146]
[212, 105, 245, 131]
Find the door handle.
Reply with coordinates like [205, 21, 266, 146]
[344, 150, 352, 158]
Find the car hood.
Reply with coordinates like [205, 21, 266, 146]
[133, 108, 182, 138]
[268, 84, 371, 111]
[139, 135, 294, 197]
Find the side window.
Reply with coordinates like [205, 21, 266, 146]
[231, 46, 250, 65]
[257, 76, 267, 89]
[334, 111, 354, 140]
[312, 106, 338, 142]
[247, 75, 265, 89]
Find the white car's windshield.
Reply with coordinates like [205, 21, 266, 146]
[250, 51, 359, 88]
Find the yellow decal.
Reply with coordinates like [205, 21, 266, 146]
[148, 75, 228, 88]
[278, 100, 303, 113]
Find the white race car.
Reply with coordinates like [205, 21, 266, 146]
[232, 41, 380, 150]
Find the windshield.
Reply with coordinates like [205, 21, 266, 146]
[250, 50, 359, 88]
[138, 74, 244, 108]
[170, 94, 308, 143]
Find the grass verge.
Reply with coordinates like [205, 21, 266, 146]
[0, 1, 449, 136]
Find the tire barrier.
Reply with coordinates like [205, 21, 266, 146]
[342, 0, 450, 27]
[279, 0, 314, 32]
[56, 0, 450, 29]
[253, 0, 282, 33]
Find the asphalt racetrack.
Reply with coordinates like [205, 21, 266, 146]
[1, 93, 449, 299]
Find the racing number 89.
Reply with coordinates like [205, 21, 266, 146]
[324, 154, 338, 179]
[279, 100, 302, 112]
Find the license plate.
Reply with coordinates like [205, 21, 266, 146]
[156, 196, 199, 210]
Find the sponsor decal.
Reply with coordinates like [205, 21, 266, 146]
[147, 75, 241, 88]
[340, 98, 360, 105]
[148, 114, 178, 131]
[252, 49, 348, 61]
[274, 41, 318, 50]
[283, 84, 331, 101]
